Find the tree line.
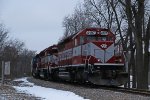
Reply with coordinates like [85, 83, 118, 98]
[0, 24, 36, 79]
[62, 0, 150, 89]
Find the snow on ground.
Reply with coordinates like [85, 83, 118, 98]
[13, 77, 88, 100]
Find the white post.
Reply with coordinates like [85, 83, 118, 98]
[1, 61, 4, 85]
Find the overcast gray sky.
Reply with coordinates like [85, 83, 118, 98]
[0, 0, 83, 53]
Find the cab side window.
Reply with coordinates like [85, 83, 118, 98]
[80, 36, 84, 44]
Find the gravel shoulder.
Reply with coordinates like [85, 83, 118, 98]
[0, 77, 150, 100]
[0, 82, 41, 100]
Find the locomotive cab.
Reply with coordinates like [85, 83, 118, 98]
[74, 28, 128, 86]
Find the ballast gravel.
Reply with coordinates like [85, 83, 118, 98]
[28, 77, 150, 100]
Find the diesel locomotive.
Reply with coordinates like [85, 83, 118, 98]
[31, 28, 128, 86]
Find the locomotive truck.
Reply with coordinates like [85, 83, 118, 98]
[31, 28, 128, 86]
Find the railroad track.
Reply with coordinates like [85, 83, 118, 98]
[54, 81, 150, 96]
[32, 77, 150, 96]
[90, 84, 150, 96]
[112, 87, 150, 96]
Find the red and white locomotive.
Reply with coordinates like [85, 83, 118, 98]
[32, 28, 128, 86]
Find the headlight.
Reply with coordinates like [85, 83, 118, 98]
[98, 59, 101, 62]
[119, 59, 122, 62]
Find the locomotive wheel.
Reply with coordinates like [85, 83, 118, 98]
[69, 71, 76, 82]
[76, 70, 88, 83]
[51, 70, 59, 81]
[32, 69, 40, 79]
[43, 69, 49, 80]
[32, 70, 36, 78]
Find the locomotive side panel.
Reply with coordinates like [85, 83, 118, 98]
[58, 48, 73, 66]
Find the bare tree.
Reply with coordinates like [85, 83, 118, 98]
[62, 4, 92, 39]
[117, 0, 150, 89]
[17, 49, 36, 77]
[0, 24, 8, 56]
[0, 23, 36, 78]
[0, 24, 9, 77]
[2, 39, 36, 78]
[84, 0, 118, 30]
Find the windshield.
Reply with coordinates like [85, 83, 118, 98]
[80, 36, 113, 44]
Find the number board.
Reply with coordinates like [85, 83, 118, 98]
[86, 31, 108, 35]
[101, 31, 108, 35]
[86, 31, 96, 35]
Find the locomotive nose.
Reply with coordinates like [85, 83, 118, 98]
[92, 41, 115, 63]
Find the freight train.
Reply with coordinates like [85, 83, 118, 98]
[31, 28, 128, 86]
